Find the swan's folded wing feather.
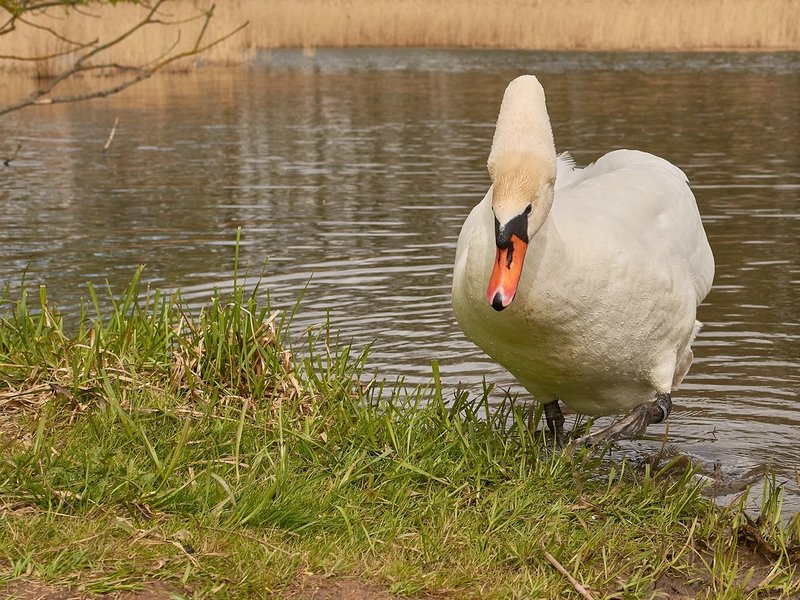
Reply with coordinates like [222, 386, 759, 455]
[556, 149, 715, 307]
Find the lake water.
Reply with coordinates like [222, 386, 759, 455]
[1, 49, 798, 510]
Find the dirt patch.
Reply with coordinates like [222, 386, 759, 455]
[285, 575, 400, 600]
[653, 542, 782, 599]
[1, 580, 181, 600]
[2, 580, 73, 600]
[654, 571, 712, 600]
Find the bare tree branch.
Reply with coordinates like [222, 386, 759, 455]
[0, 4, 97, 59]
[9, 19, 246, 110]
[0, 0, 248, 117]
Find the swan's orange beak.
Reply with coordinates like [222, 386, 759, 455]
[486, 234, 528, 311]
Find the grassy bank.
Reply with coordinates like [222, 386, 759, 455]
[1, 270, 799, 598]
[1, 0, 798, 78]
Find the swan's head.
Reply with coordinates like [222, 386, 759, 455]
[486, 156, 555, 311]
[485, 75, 557, 311]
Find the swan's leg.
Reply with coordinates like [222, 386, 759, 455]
[543, 399, 566, 448]
[576, 393, 671, 448]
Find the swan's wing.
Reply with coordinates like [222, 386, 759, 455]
[559, 150, 715, 307]
[658, 170, 715, 306]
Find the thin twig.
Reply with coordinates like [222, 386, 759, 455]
[102, 116, 119, 152]
[541, 543, 597, 600]
[3, 143, 21, 166]
[16, 14, 94, 46]
[193, 3, 215, 50]
[0, 14, 16, 36]
[0, 38, 96, 61]
[4, 1, 92, 14]
[142, 30, 183, 69]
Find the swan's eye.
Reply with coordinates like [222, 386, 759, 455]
[523, 204, 532, 216]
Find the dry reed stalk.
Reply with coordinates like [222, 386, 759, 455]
[1, 0, 798, 77]
[541, 543, 597, 600]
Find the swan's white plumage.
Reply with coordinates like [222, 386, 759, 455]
[452, 76, 714, 417]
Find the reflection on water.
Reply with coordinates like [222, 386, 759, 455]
[1, 49, 798, 508]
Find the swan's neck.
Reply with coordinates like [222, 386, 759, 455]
[528, 203, 563, 255]
[487, 76, 557, 238]
[487, 75, 556, 184]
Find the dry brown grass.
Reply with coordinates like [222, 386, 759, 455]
[1, 0, 798, 76]
[258, 0, 800, 51]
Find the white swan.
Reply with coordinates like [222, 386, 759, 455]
[452, 75, 714, 446]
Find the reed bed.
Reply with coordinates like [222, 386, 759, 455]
[1, 0, 798, 77]
[258, 0, 800, 51]
[1, 267, 799, 597]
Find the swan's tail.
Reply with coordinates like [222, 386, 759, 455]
[691, 320, 703, 342]
[672, 320, 703, 389]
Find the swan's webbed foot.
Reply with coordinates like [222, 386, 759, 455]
[543, 399, 566, 449]
[574, 392, 672, 448]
